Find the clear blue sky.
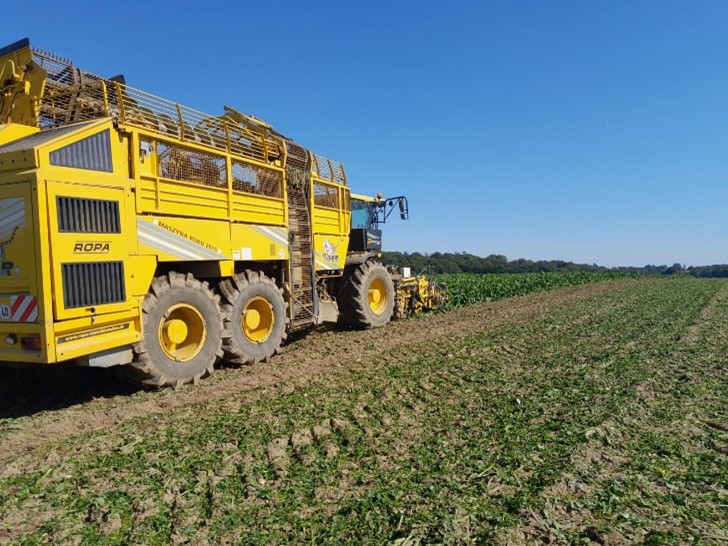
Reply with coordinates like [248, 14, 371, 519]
[7, 1, 728, 266]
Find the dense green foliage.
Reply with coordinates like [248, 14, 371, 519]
[383, 251, 728, 277]
[382, 251, 608, 275]
[437, 272, 638, 309]
[685, 263, 728, 277]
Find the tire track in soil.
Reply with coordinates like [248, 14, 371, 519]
[0, 281, 634, 467]
[680, 281, 727, 345]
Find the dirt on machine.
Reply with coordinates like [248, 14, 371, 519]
[0, 38, 445, 387]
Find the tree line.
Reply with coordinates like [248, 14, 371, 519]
[380, 252, 728, 278]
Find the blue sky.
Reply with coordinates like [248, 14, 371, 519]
[8, 1, 728, 266]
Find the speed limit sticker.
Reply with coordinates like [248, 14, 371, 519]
[0, 304, 9, 320]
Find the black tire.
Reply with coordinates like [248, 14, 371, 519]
[338, 260, 395, 329]
[219, 270, 288, 365]
[126, 272, 223, 388]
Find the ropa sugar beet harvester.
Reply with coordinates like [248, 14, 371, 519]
[0, 38, 445, 387]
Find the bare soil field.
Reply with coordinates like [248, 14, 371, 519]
[1, 278, 726, 545]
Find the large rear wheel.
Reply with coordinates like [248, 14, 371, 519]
[219, 270, 288, 364]
[128, 272, 223, 388]
[338, 261, 395, 329]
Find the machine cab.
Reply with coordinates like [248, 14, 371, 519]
[348, 193, 408, 253]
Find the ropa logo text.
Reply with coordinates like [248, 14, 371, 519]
[73, 242, 110, 253]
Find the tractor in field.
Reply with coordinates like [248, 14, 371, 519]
[0, 38, 444, 387]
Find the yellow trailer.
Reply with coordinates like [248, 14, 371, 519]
[0, 38, 443, 387]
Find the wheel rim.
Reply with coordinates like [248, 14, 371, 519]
[158, 303, 207, 362]
[242, 296, 275, 343]
[368, 278, 388, 314]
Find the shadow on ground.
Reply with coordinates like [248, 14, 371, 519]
[0, 365, 141, 419]
[0, 324, 344, 421]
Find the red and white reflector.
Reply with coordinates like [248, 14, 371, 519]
[10, 295, 38, 322]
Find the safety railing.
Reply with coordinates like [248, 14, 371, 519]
[38, 80, 282, 167]
[311, 153, 346, 185]
[32, 46, 348, 188]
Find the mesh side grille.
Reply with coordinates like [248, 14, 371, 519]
[49, 130, 113, 172]
[313, 182, 339, 209]
[57, 196, 120, 233]
[62, 261, 125, 308]
[231, 161, 282, 198]
[157, 141, 227, 187]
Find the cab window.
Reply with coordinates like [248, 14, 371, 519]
[351, 199, 371, 229]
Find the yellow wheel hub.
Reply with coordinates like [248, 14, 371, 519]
[159, 303, 207, 362]
[164, 319, 188, 344]
[242, 296, 274, 344]
[368, 278, 388, 314]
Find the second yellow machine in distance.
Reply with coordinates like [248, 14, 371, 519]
[0, 38, 445, 387]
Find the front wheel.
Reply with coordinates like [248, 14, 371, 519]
[338, 261, 395, 329]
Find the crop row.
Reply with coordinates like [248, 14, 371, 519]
[436, 271, 639, 309]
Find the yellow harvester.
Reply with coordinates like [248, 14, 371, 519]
[0, 39, 444, 386]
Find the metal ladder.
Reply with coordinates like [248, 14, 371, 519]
[287, 179, 317, 331]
